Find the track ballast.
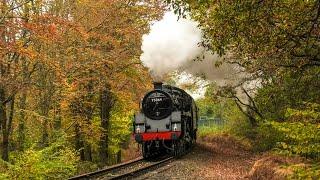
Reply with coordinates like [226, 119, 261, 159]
[68, 156, 174, 180]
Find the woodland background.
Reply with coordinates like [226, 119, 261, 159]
[0, 0, 319, 179]
[173, 0, 320, 179]
[0, 0, 163, 178]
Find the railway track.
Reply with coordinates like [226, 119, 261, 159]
[69, 156, 174, 180]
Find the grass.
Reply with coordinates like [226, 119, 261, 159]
[198, 125, 225, 138]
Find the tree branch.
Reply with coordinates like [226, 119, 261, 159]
[242, 87, 263, 118]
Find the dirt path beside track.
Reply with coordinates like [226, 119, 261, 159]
[140, 135, 258, 180]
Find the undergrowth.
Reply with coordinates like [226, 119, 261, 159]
[197, 125, 225, 138]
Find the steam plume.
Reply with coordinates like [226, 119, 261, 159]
[141, 12, 240, 85]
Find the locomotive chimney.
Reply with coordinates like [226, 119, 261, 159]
[153, 82, 163, 90]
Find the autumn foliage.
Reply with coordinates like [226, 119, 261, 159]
[0, 0, 163, 177]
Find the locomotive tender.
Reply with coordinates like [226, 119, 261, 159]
[133, 82, 198, 158]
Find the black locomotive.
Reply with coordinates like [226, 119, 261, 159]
[133, 82, 198, 158]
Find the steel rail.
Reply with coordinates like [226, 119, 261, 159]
[68, 157, 144, 180]
[109, 156, 174, 180]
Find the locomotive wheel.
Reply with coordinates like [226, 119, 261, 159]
[182, 140, 186, 154]
[173, 143, 177, 156]
[172, 140, 185, 158]
[182, 140, 187, 156]
[176, 141, 181, 157]
[142, 143, 150, 159]
[172, 141, 178, 157]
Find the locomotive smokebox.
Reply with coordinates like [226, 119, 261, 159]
[153, 82, 163, 90]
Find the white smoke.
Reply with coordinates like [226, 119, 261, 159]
[141, 12, 242, 85]
[182, 52, 242, 86]
[141, 12, 202, 80]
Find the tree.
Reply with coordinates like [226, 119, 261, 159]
[168, 0, 320, 126]
[65, 0, 163, 164]
[0, 0, 40, 161]
[169, 0, 320, 71]
[0, 0, 163, 167]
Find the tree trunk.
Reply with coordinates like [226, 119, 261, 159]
[99, 88, 114, 165]
[18, 92, 27, 151]
[75, 122, 85, 161]
[41, 103, 49, 147]
[84, 143, 92, 161]
[116, 150, 121, 163]
[53, 102, 61, 130]
[0, 88, 8, 161]
[83, 81, 94, 162]
[38, 66, 55, 147]
[2, 126, 9, 161]
[234, 100, 258, 128]
[4, 98, 14, 161]
[0, 88, 15, 161]
[0, 88, 4, 133]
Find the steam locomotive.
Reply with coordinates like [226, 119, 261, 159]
[133, 82, 198, 158]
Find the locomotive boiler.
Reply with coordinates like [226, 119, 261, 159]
[133, 82, 198, 158]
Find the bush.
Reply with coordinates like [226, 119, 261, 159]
[221, 99, 254, 139]
[0, 137, 78, 179]
[270, 104, 320, 159]
[225, 116, 254, 139]
[289, 162, 320, 179]
[253, 103, 320, 157]
[253, 122, 285, 152]
[270, 121, 320, 159]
